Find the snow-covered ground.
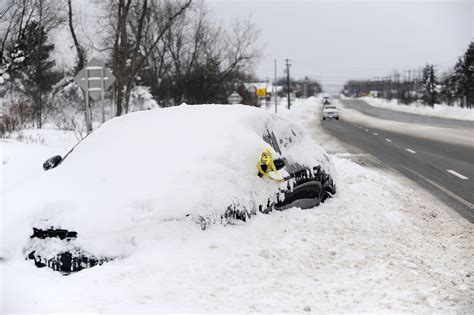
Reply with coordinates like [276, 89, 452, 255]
[353, 96, 474, 121]
[1, 99, 473, 313]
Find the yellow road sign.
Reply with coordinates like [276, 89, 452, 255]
[255, 88, 267, 97]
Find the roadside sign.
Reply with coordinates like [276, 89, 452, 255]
[227, 91, 243, 104]
[74, 58, 116, 101]
[74, 58, 116, 133]
[256, 88, 266, 97]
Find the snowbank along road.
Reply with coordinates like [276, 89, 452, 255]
[324, 98, 474, 223]
[341, 98, 474, 129]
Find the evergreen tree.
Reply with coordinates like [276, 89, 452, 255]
[15, 21, 60, 128]
[439, 71, 458, 106]
[464, 41, 474, 108]
[421, 64, 438, 107]
[440, 42, 474, 108]
[452, 58, 468, 106]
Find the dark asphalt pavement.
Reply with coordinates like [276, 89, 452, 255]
[323, 99, 474, 222]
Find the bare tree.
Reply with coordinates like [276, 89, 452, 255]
[108, 0, 192, 116]
[160, 1, 209, 104]
[0, 0, 36, 68]
[67, 0, 85, 74]
[68, 0, 260, 112]
[139, 3, 262, 106]
[186, 15, 262, 104]
[0, 0, 19, 65]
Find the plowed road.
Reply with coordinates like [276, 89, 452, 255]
[323, 99, 474, 222]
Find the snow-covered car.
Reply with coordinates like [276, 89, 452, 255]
[3, 105, 336, 273]
[322, 105, 339, 120]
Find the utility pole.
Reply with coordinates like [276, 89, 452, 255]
[274, 59, 278, 113]
[285, 59, 291, 109]
[388, 76, 392, 99]
[374, 77, 380, 97]
[395, 72, 400, 101]
[405, 69, 412, 102]
[265, 77, 269, 108]
[414, 70, 419, 101]
[430, 65, 436, 107]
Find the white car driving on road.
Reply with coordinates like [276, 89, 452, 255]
[322, 105, 339, 120]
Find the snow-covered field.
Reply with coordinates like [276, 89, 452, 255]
[354, 96, 474, 121]
[1, 99, 473, 313]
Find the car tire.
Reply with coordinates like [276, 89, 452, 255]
[274, 180, 322, 210]
[321, 178, 336, 202]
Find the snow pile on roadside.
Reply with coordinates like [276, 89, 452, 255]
[356, 96, 474, 121]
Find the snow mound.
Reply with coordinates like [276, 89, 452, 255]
[359, 96, 474, 121]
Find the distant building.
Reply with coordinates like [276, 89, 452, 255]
[244, 82, 283, 96]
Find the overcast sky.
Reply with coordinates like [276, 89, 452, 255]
[209, 0, 473, 92]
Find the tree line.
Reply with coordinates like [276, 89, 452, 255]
[0, 0, 262, 134]
[342, 41, 474, 108]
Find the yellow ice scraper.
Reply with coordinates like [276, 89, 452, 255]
[257, 148, 287, 182]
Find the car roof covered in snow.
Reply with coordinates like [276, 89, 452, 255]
[2, 104, 333, 259]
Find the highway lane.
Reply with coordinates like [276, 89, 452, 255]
[322, 117, 474, 223]
[340, 99, 474, 129]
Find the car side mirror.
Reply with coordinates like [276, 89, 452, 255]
[43, 155, 62, 171]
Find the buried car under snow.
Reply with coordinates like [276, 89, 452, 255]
[2, 105, 336, 273]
